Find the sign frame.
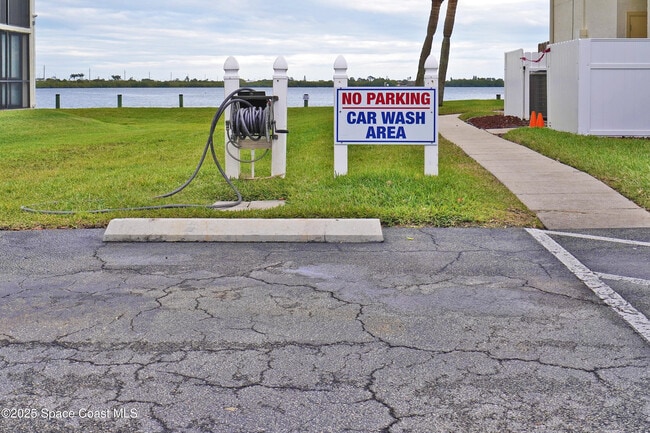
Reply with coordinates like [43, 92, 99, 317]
[335, 87, 438, 146]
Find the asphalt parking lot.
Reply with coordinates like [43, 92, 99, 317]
[0, 227, 648, 433]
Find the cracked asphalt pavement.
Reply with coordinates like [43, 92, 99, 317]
[0, 228, 648, 432]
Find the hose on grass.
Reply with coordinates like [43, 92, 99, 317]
[21, 88, 271, 215]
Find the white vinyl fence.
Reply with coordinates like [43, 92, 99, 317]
[547, 38, 650, 136]
[504, 49, 525, 119]
[504, 49, 548, 120]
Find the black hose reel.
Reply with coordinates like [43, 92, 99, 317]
[226, 89, 286, 163]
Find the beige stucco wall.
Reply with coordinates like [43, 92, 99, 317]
[617, 0, 649, 37]
[552, 0, 647, 42]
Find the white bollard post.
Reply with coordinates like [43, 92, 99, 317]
[272, 56, 288, 178]
[223, 56, 240, 179]
[333, 55, 349, 177]
[424, 55, 439, 176]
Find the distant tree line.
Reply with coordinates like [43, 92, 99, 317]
[446, 76, 504, 87]
[36, 76, 503, 89]
[37, 78, 224, 89]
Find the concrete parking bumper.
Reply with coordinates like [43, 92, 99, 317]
[103, 218, 384, 243]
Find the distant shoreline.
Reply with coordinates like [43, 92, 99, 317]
[36, 86, 504, 109]
[36, 77, 504, 89]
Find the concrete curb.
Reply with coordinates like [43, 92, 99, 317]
[103, 218, 384, 243]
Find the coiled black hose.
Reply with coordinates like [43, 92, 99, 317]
[226, 98, 273, 163]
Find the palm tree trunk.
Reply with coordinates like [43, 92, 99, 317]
[438, 0, 458, 105]
[416, 0, 445, 86]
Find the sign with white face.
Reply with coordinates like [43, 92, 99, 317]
[335, 87, 437, 145]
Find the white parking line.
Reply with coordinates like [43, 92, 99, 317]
[597, 273, 650, 287]
[543, 230, 650, 247]
[527, 228, 650, 344]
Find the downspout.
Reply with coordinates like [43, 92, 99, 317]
[580, 0, 589, 38]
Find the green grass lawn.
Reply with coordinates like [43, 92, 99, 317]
[504, 128, 649, 211]
[447, 100, 649, 213]
[0, 103, 539, 230]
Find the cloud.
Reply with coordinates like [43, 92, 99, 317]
[35, 0, 549, 81]
[314, 0, 424, 15]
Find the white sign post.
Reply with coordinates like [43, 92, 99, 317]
[333, 55, 439, 176]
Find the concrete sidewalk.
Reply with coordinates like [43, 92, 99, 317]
[439, 114, 650, 229]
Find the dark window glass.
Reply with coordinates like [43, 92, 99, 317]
[1, 30, 29, 108]
[9, 33, 22, 78]
[1, 1, 7, 25]
[8, 81, 20, 104]
[8, 0, 30, 27]
[0, 32, 6, 79]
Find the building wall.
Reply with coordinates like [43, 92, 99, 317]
[0, 0, 34, 109]
[506, 2, 650, 136]
[552, 0, 575, 42]
[551, 0, 646, 42]
[588, 1, 618, 38]
[617, 0, 649, 37]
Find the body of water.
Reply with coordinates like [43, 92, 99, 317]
[36, 86, 504, 109]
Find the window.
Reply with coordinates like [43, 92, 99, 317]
[1, 31, 29, 108]
[0, 32, 5, 77]
[0, 0, 31, 109]
[1, 0, 30, 28]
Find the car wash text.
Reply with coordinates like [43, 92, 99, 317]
[335, 88, 437, 145]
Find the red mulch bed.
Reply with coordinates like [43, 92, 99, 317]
[467, 115, 528, 129]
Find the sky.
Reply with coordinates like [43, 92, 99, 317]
[35, 0, 549, 82]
